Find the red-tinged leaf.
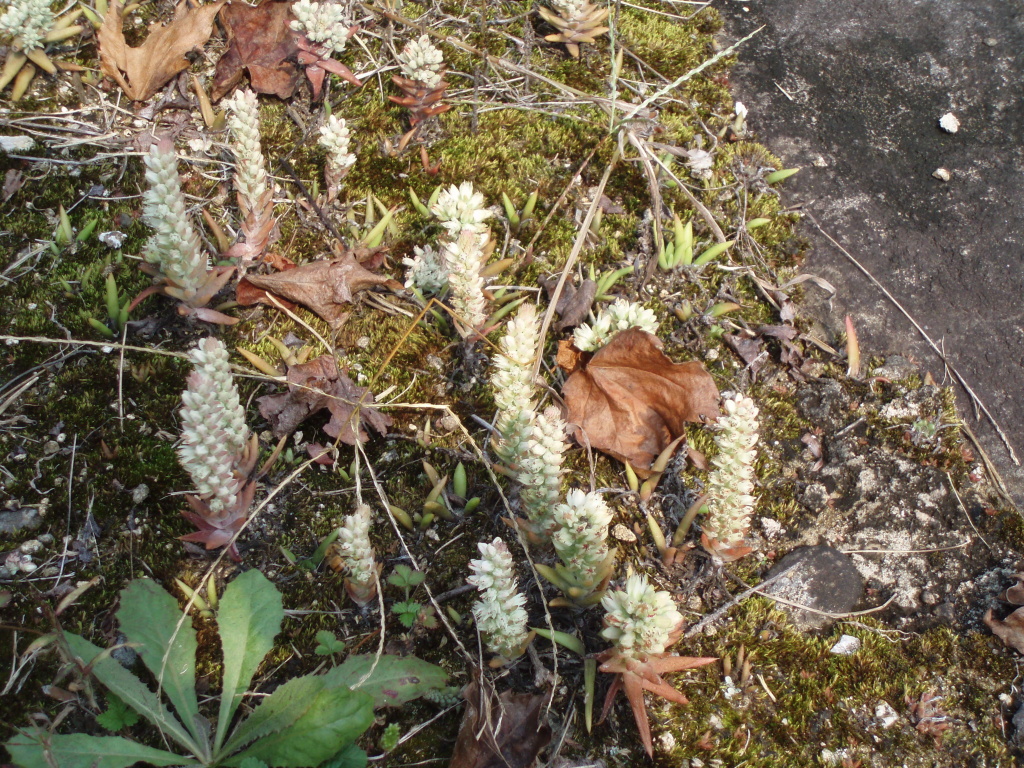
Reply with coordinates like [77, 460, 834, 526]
[257, 355, 392, 444]
[99, 0, 225, 102]
[648, 655, 719, 674]
[212, 1, 301, 101]
[449, 680, 552, 768]
[621, 671, 654, 758]
[562, 328, 721, 476]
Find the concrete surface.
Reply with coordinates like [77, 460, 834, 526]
[720, 0, 1024, 507]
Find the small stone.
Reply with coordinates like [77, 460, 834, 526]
[938, 113, 959, 133]
[18, 556, 37, 573]
[812, 155, 828, 167]
[611, 523, 636, 542]
[875, 701, 899, 728]
[985, 37, 998, 47]
[933, 168, 951, 181]
[19, 540, 43, 554]
[922, 590, 940, 606]
[131, 483, 150, 504]
[110, 632, 138, 668]
[763, 545, 864, 631]
[36, 533, 54, 545]
[42, 440, 60, 455]
[98, 231, 127, 249]
[829, 634, 861, 655]
[356, 336, 371, 349]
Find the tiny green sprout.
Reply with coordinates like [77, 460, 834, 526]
[313, 630, 347, 656]
[446, 605, 463, 625]
[674, 300, 693, 322]
[391, 601, 422, 628]
[427, 185, 442, 209]
[532, 627, 585, 655]
[389, 504, 414, 531]
[591, 264, 634, 300]
[765, 167, 800, 184]
[104, 274, 130, 334]
[692, 240, 736, 267]
[624, 461, 639, 492]
[584, 658, 597, 733]
[358, 206, 395, 248]
[500, 189, 539, 231]
[408, 187, 431, 217]
[746, 217, 771, 232]
[77, 217, 100, 242]
[452, 462, 467, 499]
[388, 563, 425, 591]
[657, 212, 693, 270]
[54, 205, 74, 247]
[173, 578, 215, 620]
[463, 497, 481, 513]
[708, 301, 742, 318]
[379, 723, 401, 752]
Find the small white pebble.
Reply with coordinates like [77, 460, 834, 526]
[830, 634, 861, 655]
[932, 168, 951, 181]
[875, 701, 899, 728]
[611, 523, 636, 542]
[938, 113, 960, 133]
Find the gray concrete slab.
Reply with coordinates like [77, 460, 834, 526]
[720, 0, 1024, 507]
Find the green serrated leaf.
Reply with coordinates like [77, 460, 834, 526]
[117, 579, 203, 749]
[215, 570, 283, 753]
[223, 678, 373, 767]
[322, 654, 448, 709]
[4, 730, 197, 768]
[314, 630, 347, 657]
[96, 692, 141, 731]
[63, 634, 200, 756]
[321, 743, 367, 768]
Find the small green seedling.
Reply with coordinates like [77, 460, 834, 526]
[408, 185, 441, 218]
[387, 564, 436, 630]
[174, 577, 219, 620]
[88, 273, 131, 339]
[313, 630, 347, 657]
[52, 205, 74, 249]
[657, 212, 736, 270]
[500, 189, 539, 231]
[590, 264, 633, 300]
[379, 723, 401, 752]
[765, 167, 800, 185]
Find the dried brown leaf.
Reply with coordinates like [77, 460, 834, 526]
[985, 607, 1024, 655]
[99, 0, 225, 102]
[2, 168, 25, 202]
[257, 355, 392, 444]
[449, 680, 552, 768]
[539, 275, 597, 331]
[563, 328, 720, 476]
[243, 251, 397, 329]
[212, 1, 301, 101]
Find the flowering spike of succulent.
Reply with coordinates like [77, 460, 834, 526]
[224, 88, 268, 216]
[142, 138, 207, 301]
[290, 0, 352, 54]
[601, 574, 683, 659]
[335, 504, 378, 606]
[178, 338, 249, 515]
[468, 537, 530, 663]
[574, 299, 659, 351]
[0, 0, 53, 53]
[431, 182, 492, 235]
[442, 227, 490, 336]
[397, 34, 444, 89]
[550, 489, 614, 596]
[319, 114, 356, 180]
[515, 406, 567, 536]
[490, 302, 540, 441]
[537, 0, 610, 58]
[402, 244, 448, 296]
[701, 391, 759, 560]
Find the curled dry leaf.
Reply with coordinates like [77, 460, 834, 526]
[449, 679, 552, 768]
[212, 1, 301, 102]
[539, 275, 597, 331]
[562, 328, 720, 476]
[985, 573, 1024, 654]
[257, 355, 392, 444]
[240, 247, 399, 329]
[98, 0, 225, 102]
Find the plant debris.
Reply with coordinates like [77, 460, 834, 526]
[212, 1, 302, 101]
[257, 354, 393, 444]
[561, 328, 721, 475]
[448, 679, 552, 768]
[98, 0, 225, 102]
[240, 247, 399, 329]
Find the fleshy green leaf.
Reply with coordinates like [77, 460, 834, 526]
[322, 743, 368, 768]
[4, 730, 197, 768]
[238, 758, 271, 768]
[322, 654, 448, 709]
[117, 579, 202, 745]
[96, 692, 141, 731]
[222, 677, 374, 767]
[215, 570, 283, 752]
[63, 633, 200, 756]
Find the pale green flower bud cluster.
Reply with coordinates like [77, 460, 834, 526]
[402, 244, 447, 295]
[431, 182, 492, 235]
[142, 140, 206, 298]
[468, 537, 529, 661]
[0, 0, 53, 52]
[319, 114, 356, 177]
[491, 303, 539, 438]
[178, 338, 249, 515]
[335, 504, 375, 586]
[224, 89, 269, 212]
[397, 34, 444, 89]
[442, 228, 489, 333]
[601, 574, 683, 659]
[516, 407, 567, 534]
[704, 392, 759, 546]
[290, 0, 352, 54]
[550, 489, 612, 584]
[550, 0, 589, 18]
[573, 298, 659, 351]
